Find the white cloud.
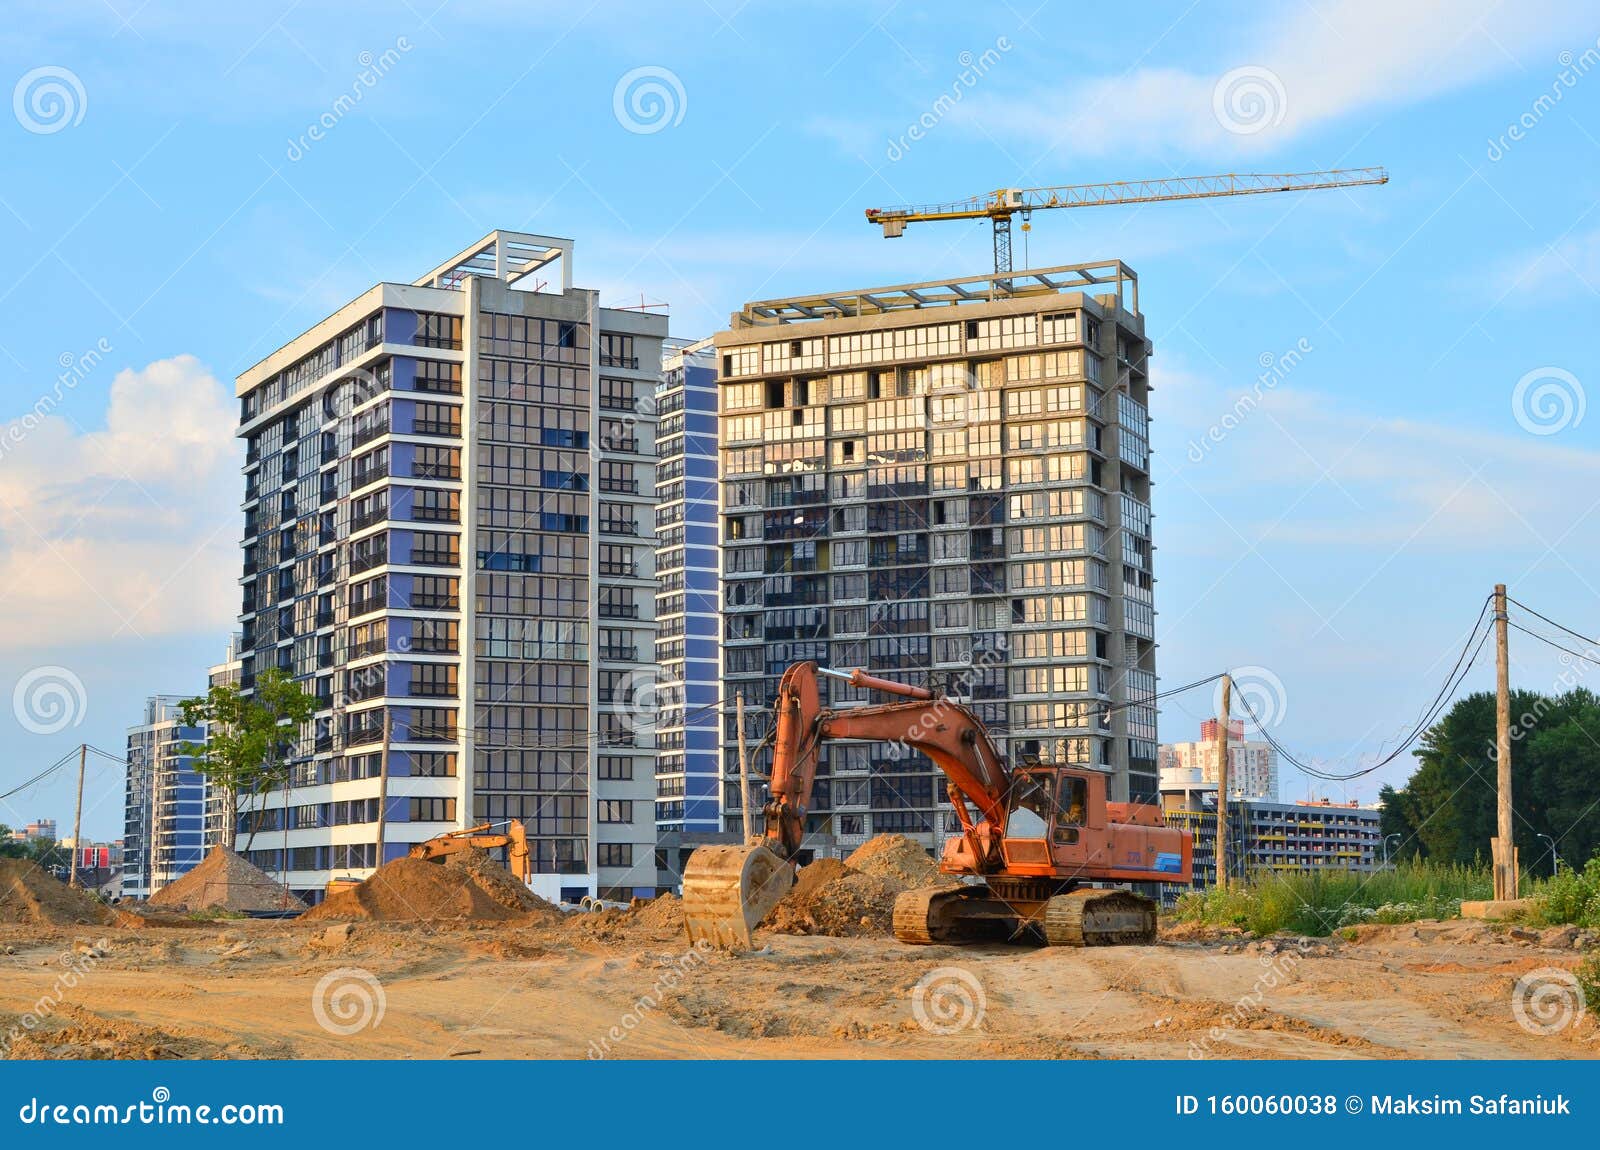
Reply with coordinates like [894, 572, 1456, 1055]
[0, 355, 240, 647]
[955, 0, 1584, 156]
[1157, 362, 1600, 555]
[1491, 225, 1600, 301]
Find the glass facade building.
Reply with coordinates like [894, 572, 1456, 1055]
[233, 232, 663, 903]
[122, 695, 208, 899]
[713, 263, 1158, 858]
[652, 339, 722, 843]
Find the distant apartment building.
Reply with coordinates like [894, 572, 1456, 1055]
[653, 338, 721, 834]
[1159, 786, 1383, 902]
[1158, 717, 1279, 801]
[713, 262, 1157, 858]
[234, 231, 663, 903]
[12, 819, 56, 842]
[122, 696, 207, 899]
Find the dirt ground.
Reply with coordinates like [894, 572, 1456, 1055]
[3, 909, 1596, 1060]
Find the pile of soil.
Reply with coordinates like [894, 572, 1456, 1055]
[845, 834, 945, 885]
[629, 893, 685, 931]
[148, 846, 304, 913]
[0, 859, 115, 926]
[303, 852, 558, 923]
[762, 837, 954, 937]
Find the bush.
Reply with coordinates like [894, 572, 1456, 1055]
[1529, 855, 1600, 928]
[1578, 951, 1600, 1013]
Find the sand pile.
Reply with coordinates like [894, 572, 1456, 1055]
[0, 859, 115, 926]
[763, 837, 954, 937]
[845, 834, 945, 885]
[148, 846, 304, 913]
[304, 852, 558, 923]
[630, 893, 685, 931]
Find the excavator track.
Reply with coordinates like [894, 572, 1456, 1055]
[893, 885, 1016, 944]
[1040, 888, 1158, 947]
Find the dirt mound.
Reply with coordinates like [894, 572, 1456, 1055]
[148, 846, 304, 913]
[761, 837, 958, 938]
[630, 893, 685, 931]
[845, 834, 942, 885]
[303, 853, 558, 923]
[3, 1003, 236, 1060]
[0, 860, 115, 926]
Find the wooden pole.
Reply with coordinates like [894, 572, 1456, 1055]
[1215, 675, 1232, 890]
[375, 709, 392, 870]
[736, 692, 753, 842]
[1493, 584, 1517, 900]
[68, 744, 86, 888]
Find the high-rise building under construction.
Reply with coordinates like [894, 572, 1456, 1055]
[713, 262, 1157, 857]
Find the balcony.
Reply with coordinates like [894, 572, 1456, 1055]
[599, 602, 640, 619]
[351, 464, 389, 489]
[599, 646, 638, 662]
[411, 592, 459, 610]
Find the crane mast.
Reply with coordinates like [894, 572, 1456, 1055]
[866, 167, 1389, 275]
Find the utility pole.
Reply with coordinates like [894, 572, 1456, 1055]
[1214, 674, 1232, 891]
[735, 692, 753, 842]
[67, 743, 86, 887]
[374, 709, 392, 870]
[1492, 583, 1517, 901]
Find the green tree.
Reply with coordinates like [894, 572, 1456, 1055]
[1382, 688, 1600, 877]
[0, 825, 24, 860]
[180, 669, 318, 851]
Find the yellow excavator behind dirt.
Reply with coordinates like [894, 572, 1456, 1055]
[682, 662, 1191, 950]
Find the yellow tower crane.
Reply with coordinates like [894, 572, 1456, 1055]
[865, 168, 1389, 276]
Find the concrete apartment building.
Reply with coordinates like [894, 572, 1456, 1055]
[122, 696, 208, 899]
[1160, 789, 1384, 902]
[233, 231, 663, 904]
[712, 262, 1157, 858]
[1158, 717, 1280, 801]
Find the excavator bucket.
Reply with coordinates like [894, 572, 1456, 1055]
[681, 844, 794, 949]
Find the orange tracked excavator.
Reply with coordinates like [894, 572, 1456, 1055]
[683, 662, 1190, 949]
[408, 820, 532, 881]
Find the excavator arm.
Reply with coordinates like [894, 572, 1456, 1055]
[684, 662, 1016, 946]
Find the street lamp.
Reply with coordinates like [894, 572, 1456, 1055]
[1382, 833, 1402, 869]
[1536, 833, 1560, 876]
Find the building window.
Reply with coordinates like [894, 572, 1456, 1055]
[409, 797, 456, 822]
[597, 843, 633, 867]
[597, 800, 633, 824]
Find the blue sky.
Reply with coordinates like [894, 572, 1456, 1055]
[1, 0, 1597, 839]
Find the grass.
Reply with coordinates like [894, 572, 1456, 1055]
[1172, 861, 1493, 937]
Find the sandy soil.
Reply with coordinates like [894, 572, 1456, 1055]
[2, 912, 1595, 1060]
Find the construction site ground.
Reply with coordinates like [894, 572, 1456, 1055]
[3, 911, 1596, 1060]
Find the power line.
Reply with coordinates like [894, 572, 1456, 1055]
[0, 748, 82, 802]
[1507, 620, 1598, 665]
[1507, 597, 1600, 652]
[1235, 599, 1494, 782]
